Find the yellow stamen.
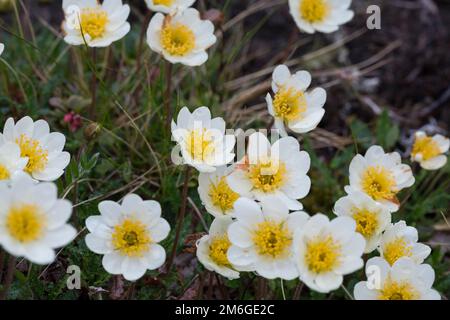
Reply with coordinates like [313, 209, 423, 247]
[383, 237, 412, 266]
[161, 22, 195, 56]
[305, 235, 341, 273]
[112, 219, 151, 257]
[16, 134, 48, 174]
[154, 0, 173, 6]
[352, 207, 379, 238]
[412, 135, 441, 161]
[80, 7, 109, 39]
[0, 164, 10, 180]
[379, 278, 419, 300]
[248, 161, 286, 193]
[273, 87, 306, 121]
[361, 165, 397, 201]
[253, 220, 292, 258]
[6, 204, 46, 243]
[299, 0, 329, 23]
[208, 177, 240, 213]
[185, 129, 214, 161]
[209, 235, 232, 266]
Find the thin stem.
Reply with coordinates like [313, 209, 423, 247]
[215, 274, 229, 300]
[136, 11, 152, 72]
[164, 61, 173, 130]
[89, 48, 97, 120]
[340, 284, 354, 300]
[0, 255, 16, 300]
[164, 165, 192, 273]
[280, 279, 286, 300]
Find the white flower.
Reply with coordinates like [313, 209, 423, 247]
[378, 221, 431, 266]
[198, 166, 240, 217]
[227, 197, 309, 280]
[0, 175, 76, 264]
[227, 132, 311, 210]
[334, 191, 391, 253]
[345, 145, 415, 212]
[62, 0, 131, 47]
[288, 0, 354, 34]
[171, 106, 235, 173]
[411, 131, 449, 170]
[145, 0, 195, 14]
[354, 257, 441, 300]
[0, 116, 71, 181]
[146, 8, 216, 66]
[0, 43, 4, 56]
[293, 214, 365, 293]
[85, 194, 170, 281]
[0, 142, 28, 181]
[266, 65, 326, 136]
[196, 216, 240, 280]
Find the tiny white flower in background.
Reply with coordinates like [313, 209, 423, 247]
[85, 194, 170, 281]
[345, 145, 415, 212]
[171, 106, 236, 173]
[62, 0, 131, 47]
[227, 197, 309, 280]
[0, 43, 4, 56]
[378, 220, 431, 267]
[293, 214, 365, 293]
[411, 131, 449, 170]
[266, 65, 326, 136]
[334, 191, 391, 253]
[145, 0, 195, 14]
[147, 8, 217, 66]
[0, 175, 76, 264]
[354, 257, 441, 300]
[198, 166, 240, 217]
[0, 116, 71, 181]
[196, 216, 240, 280]
[288, 0, 354, 34]
[0, 142, 29, 181]
[227, 132, 311, 210]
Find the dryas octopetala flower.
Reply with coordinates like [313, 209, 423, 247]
[0, 42, 4, 56]
[0, 142, 28, 181]
[411, 131, 449, 170]
[198, 166, 240, 217]
[146, 8, 216, 66]
[171, 106, 235, 173]
[293, 214, 365, 293]
[85, 194, 170, 281]
[227, 197, 309, 280]
[196, 216, 240, 280]
[288, 0, 354, 34]
[62, 0, 131, 47]
[0, 174, 76, 264]
[334, 191, 391, 253]
[345, 145, 414, 212]
[354, 257, 441, 300]
[227, 132, 311, 210]
[266, 65, 326, 136]
[378, 220, 431, 266]
[0, 116, 70, 181]
[145, 0, 195, 14]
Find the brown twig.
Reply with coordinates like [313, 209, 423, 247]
[0, 255, 16, 300]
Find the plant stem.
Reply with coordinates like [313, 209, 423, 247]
[164, 61, 173, 130]
[164, 165, 192, 273]
[0, 255, 16, 300]
[89, 48, 97, 120]
[136, 11, 152, 72]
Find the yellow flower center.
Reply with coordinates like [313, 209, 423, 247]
[352, 207, 379, 238]
[0, 164, 11, 180]
[6, 204, 46, 243]
[379, 278, 419, 300]
[411, 135, 441, 161]
[154, 0, 173, 5]
[253, 221, 292, 258]
[161, 22, 195, 56]
[383, 237, 412, 266]
[185, 129, 214, 161]
[248, 161, 286, 193]
[16, 134, 48, 174]
[361, 165, 397, 201]
[209, 235, 232, 267]
[305, 235, 341, 274]
[299, 0, 329, 23]
[80, 7, 109, 39]
[112, 219, 151, 257]
[273, 87, 306, 122]
[208, 177, 240, 213]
